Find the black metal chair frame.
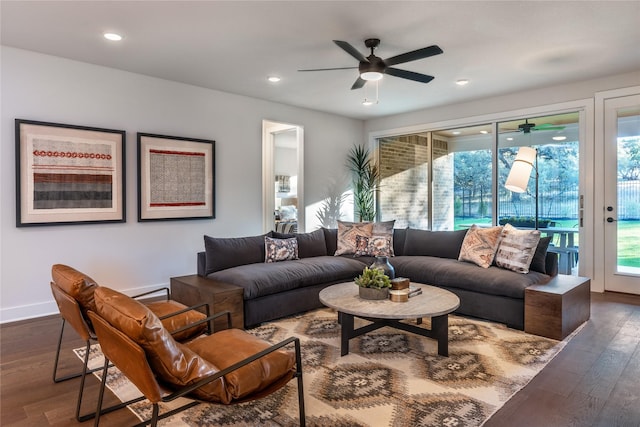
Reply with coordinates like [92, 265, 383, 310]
[90, 311, 306, 427]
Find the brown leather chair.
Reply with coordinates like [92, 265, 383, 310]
[50, 264, 208, 421]
[88, 286, 305, 427]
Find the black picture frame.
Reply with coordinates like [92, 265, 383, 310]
[15, 119, 126, 227]
[137, 132, 215, 221]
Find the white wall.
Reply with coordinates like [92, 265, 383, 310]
[0, 47, 364, 322]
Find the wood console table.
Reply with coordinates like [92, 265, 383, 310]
[525, 275, 590, 340]
[170, 275, 244, 331]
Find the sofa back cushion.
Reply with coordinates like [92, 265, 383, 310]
[322, 227, 338, 256]
[204, 232, 273, 274]
[402, 228, 468, 259]
[392, 228, 407, 256]
[272, 228, 327, 258]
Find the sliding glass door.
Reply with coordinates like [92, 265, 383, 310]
[375, 111, 582, 275]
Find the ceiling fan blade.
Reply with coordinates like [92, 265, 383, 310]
[351, 77, 366, 90]
[384, 45, 443, 66]
[386, 68, 435, 84]
[333, 40, 368, 62]
[298, 67, 358, 72]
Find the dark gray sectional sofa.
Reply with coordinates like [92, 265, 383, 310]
[197, 227, 557, 330]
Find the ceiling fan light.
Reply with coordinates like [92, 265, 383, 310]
[361, 71, 383, 81]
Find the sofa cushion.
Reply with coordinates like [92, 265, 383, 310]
[391, 256, 550, 300]
[494, 224, 541, 273]
[272, 228, 327, 258]
[322, 227, 338, 256]
[208, 256, 368, 299]
[392, 228, 407, 256]
[529, 236, 552, 274]
[402, 228, 467, 259]
[265, 236, 298, 263]
[204, 232, 273, 274]
[335, 221, 374, 256]
[458, 225, 503, 268]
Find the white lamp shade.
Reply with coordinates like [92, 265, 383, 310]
[505, 147, 536, 193]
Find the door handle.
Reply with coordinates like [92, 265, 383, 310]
[606, 217, 617, 223]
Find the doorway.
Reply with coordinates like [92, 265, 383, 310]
[262, 120, 304, 234]
[602, 93, 640, 294]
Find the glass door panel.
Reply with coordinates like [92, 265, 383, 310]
[498, 113, 581, 275]
[604, 95, 640, 293]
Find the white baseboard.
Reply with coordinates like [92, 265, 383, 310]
[0, 282, 170, 324]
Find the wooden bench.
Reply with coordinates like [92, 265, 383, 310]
[525, 274, 590, 340]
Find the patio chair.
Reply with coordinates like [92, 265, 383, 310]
[88, 286, 305, 427]
[50, 264, 209, 421]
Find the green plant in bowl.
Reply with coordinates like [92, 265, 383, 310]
[355, 267, 391, 289]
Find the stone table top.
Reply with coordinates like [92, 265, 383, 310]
[319, 282, 460, 320]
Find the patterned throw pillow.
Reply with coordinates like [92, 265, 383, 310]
[264, 237, 298, 263]
[458, 225, 503, 268]
[495, 224, 541, 273]
[354, 234, 393, 257]
[335, 221, 374, 256]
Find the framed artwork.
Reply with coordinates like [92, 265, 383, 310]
[15, 119, 126, 227]
[137, 133, 215, 221]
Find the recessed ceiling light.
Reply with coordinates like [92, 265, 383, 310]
[452, 131, 461, 135]
[267, 76, 281, 83]
[506, 137, 514, 141]
[456, 79, 469, 86]
[362, 99, 375, 106]
[553, 136, 567, 141]
[480, 130, 489, 134]
[103, 32, 123, 41]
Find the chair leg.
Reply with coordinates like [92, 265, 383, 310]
[294, 339, 306, 427]
[53, 319, 88, 383]
[92, 354, 147, 425]
[53, 319, 102, 383]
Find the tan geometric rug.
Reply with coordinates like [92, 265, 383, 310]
[75, 308, 579, 426]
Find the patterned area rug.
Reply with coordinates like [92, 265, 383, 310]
[76, 309, 576, 426]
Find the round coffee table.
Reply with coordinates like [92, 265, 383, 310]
[319, 282, 460, 357]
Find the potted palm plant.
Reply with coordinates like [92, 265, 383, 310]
[346, 144, 380, 222]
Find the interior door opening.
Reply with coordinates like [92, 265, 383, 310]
[262, 120, 304, 234]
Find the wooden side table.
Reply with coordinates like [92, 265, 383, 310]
[170, 275, 244, 331]
[525, 275, 591, 340]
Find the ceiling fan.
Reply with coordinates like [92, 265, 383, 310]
[298, 38, 443, 90]
[505, 119, 566, 134]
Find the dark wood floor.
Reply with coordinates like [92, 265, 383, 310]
[2, 291, 639, 426]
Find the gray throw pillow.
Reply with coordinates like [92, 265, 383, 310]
[403, 228, 468, 259]
[204, 232, 273, 274]
[529, 236, 552, 274]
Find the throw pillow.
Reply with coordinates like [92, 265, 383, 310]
[272, 228, 327, 258]
[372, 220, 395, 256]
[494, 224, 541, 273]
[334, 221, 374, 256]
[529, 236, 552, 274]
[265, 236, 298, 263]
[354, 234, 393, 257]
[458, 225, 503, 268]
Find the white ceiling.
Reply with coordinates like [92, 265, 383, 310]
[2, 1, 639, 120]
